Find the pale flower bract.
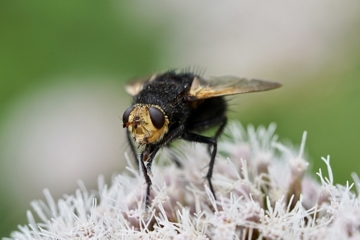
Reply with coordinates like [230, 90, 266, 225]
[5, 122, 360, 240]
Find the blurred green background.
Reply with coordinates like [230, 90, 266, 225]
[1, 1, 359, 237]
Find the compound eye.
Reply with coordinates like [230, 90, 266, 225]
[122, 106, 134, 128]
[149, 106, 165, 129]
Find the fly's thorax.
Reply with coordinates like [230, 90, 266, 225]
[122, 104, 169, 145]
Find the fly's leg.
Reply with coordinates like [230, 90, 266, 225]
[209, 117, 227, 154]
[140, 145, 159, 211]
[182, 131, 218, 199]
[187, 116, 227, 155]
[140, 150, 152, 211]
[141, 125, 185, 210]
[212, 117, 227, 142]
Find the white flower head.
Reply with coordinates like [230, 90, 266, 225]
[5, 122, 360, 239]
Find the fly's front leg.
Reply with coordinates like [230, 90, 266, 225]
[147, 124, 185, 173]
[140, 145, 159, 211]
[145, 147, 160, 177]
[139, 153, 151, 211]
[141, 124, 185, 210]
[182, 131, 218, 200]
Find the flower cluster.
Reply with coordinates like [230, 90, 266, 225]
[6, 122, 360, 239]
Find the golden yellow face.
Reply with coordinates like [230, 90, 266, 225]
[122, 104, 169, 145]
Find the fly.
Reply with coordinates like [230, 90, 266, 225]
[122, 70, 281, 210]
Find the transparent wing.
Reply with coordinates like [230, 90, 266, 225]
[125, 74, 158, 96]
[189, 76, 281, 100]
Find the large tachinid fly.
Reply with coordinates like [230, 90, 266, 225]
[122, 70, 281, 210]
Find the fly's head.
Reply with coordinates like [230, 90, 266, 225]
[122, 104, 169, 145]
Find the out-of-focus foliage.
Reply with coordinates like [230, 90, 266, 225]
[0, 1, 167, 237]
